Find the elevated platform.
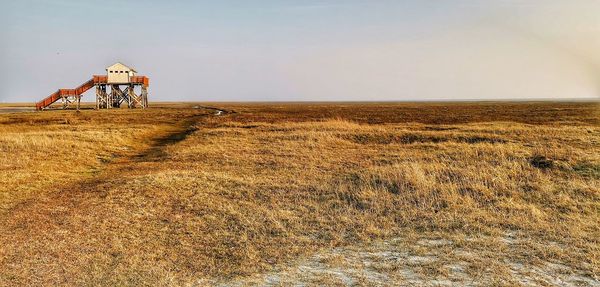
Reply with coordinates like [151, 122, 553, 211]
[36, 75, 149, 111]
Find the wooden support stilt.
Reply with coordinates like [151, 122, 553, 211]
[141, 86, 148, 108]
[88, 80, 148, 111]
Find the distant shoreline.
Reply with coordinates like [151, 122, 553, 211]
[1, 98, 598, 107]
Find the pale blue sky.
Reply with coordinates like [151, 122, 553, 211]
[1, 0, 599, 102]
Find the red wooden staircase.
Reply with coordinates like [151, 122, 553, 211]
[35, 78, 96, 110]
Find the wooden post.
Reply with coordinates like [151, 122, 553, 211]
[129, 84, 135, 108]
[142, 86, 148, 108]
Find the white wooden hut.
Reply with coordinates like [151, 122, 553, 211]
[106, 62, 137, 84]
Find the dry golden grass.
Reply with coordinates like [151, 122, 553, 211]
[0, 102, 598, 286]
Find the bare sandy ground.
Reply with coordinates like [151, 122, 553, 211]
[214, 233, 599, 287]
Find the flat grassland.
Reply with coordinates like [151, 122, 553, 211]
[0, 102, 598, 286]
